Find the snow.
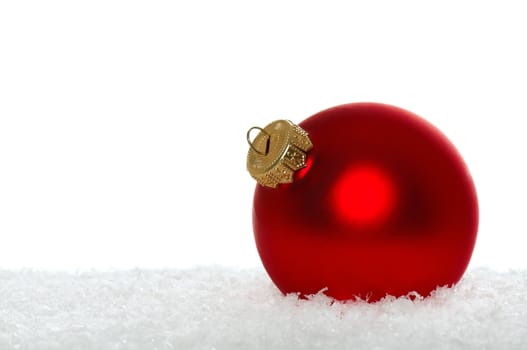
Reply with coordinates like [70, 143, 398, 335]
[1, 266, 526, 349]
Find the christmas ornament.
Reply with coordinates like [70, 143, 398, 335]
[246, 103, 478, 302]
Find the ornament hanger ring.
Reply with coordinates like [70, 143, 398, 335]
[247, 126, 270, 156]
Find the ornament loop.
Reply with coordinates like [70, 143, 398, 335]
[246, 126, 270, 156]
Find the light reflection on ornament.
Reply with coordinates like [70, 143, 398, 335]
[294, 156, 313, 181]
[332, 164, 396, 227]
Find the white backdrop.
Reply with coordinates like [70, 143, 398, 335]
[1, 1, 526, 271]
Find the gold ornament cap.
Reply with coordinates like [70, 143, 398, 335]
[246, 120, 313, 188]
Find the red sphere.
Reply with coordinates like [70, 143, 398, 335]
[252, 103, 478, 302]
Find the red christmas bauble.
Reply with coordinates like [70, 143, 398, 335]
[249, 103, 478, 302]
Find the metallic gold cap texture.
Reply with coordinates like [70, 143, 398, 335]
[246, 120, 313, 188]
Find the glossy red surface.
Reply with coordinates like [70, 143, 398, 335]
[252, 103, 478, 302]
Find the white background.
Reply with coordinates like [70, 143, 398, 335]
[0, 1, 526, 271]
